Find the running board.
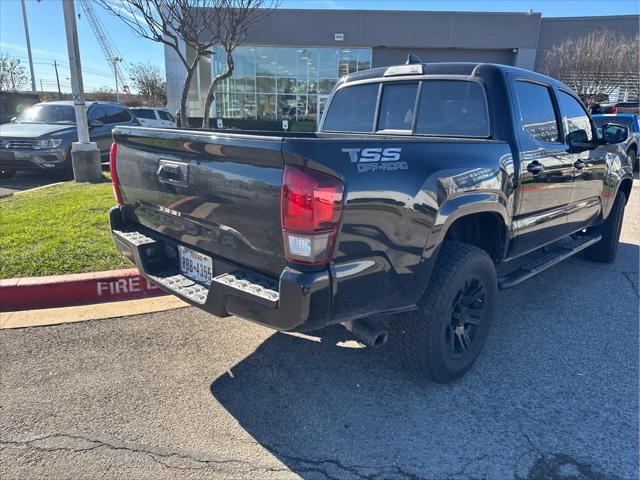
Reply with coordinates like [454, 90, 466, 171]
[498, 234, 602, 290]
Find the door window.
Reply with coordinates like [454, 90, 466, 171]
[133, 108, 156, 119]
[88, 106, 109, 123]
[158, 110, 174, 122]
[103, 106, 133, 124]
[558, 91, 593, 142]
[514, 81, 560, 143]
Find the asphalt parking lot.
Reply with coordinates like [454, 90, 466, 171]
[0, 172, 60, 198]
[1, 180, 638, 480]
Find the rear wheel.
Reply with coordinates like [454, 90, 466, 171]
[391, 241, 497, 383]
[627, 145, 638, 171]
[584, 191, 626, 263]
[0, 168, 16, 179]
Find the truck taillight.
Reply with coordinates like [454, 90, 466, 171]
[281, 164, 344, 265]
[611, 106, 618, 114]
[109, 142, 124, 205]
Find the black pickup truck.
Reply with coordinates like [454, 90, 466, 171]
[109, 61, 634, 383]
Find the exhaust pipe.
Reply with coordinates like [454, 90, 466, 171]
[342, 319, 388, 348]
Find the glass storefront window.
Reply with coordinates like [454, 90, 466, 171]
[212, 45, 372, 122]
[256, 47, 277, 76]
[257, 94, 276, 120]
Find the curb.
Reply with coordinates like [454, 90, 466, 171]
[0, 269, 167, 312]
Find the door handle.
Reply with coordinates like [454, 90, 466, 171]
[527, 161, 544, 175]
[573, 160, 585, 170]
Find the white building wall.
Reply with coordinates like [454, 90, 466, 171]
[165, 42, 186, 116]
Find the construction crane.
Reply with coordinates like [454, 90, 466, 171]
[78, 0, 129, 98]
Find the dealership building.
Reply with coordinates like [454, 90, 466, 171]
[164, 9, 639, 125]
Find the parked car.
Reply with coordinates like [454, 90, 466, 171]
[0, 100, 138, 178]
[129, 107, 176, 128]
[109, 61, 633, 383]
[591, 101, 640, 115]
[592, 114, 639, 170]
[0, 91, 40, 124]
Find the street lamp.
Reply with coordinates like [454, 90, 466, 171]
[112, 57, 122, 103]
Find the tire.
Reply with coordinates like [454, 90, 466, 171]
[584, 190, 627, 263]
[390, 241, 497, 383]
[627, 146, 638, 171]
[56, 149, 74, 180]
[0, 168, 16, 179]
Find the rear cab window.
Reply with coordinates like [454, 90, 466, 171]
[322, 79, 490, 137]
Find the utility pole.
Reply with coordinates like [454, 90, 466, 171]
[54, 60, 62, 99]
[40, 79, 43, 97]
[62, 0, 101, 182]
[20, 0, 36, 92]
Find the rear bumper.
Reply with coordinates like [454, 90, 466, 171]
[109, 206, 332, 332]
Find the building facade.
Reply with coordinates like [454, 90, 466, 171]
[164, 9, 639, 124]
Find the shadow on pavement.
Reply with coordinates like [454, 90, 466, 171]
[210, 242, 638, 479]
[0, 171, 60, 197]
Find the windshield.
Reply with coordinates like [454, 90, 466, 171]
[14, 104, 76, 124]
[592, 116, 634, 129]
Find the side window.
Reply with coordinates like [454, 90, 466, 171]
[88, 106, 109, 123]
[133, 108, 156, 119]
[158, 110, 174, 122]
[377, 83, 418, 131]
[103, 106, 133, 124]
[558, 91, 593, 142]
[514, 81, 560, 143]
[322, 83, 379, 132]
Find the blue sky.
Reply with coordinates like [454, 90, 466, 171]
[1, 0, 638, 93]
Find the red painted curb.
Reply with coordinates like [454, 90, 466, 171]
[0, 269, 166, 312]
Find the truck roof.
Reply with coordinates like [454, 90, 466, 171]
[341, 62, 571, 91]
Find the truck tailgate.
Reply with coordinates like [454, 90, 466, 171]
[112, 128, 286, 277]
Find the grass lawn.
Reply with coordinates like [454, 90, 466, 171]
[0, 178, 131, 279]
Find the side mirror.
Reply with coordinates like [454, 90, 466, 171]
[601, 123, 628, 144]
[90, 119, 104, 129]
[566, 129, 594, 153]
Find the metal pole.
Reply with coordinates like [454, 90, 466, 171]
[20, 0, 36, 92]
[62, 0, 101, 182]
[62, 0, 90, 144]
[113, 58, 120, 103]
[54, 60, 62, 99]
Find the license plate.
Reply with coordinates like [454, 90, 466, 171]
[179, 246, 213, 285]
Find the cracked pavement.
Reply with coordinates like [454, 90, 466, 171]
[1, 179, 638, 479]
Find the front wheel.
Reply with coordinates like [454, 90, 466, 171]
[391, 241, 497, 383]
[584, 190, 626, 263]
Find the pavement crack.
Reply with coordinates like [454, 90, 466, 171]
[0, 433, 290, 474]
[621, 271, 639, 297]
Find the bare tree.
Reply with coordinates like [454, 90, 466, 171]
[87, 86, 117, 102]
[200, 0, 278, 128]
[97, 0, 227, 127]
[0, 53, 29, 91]
[129, 62, 167, 106]
[542, 30, 639, 106]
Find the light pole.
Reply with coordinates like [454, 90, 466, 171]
[112, 57, 122, 103]
[62, 0, 101, 182]
[20, 0, 36, 92]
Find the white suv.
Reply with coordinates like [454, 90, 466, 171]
[130, 108, 176, 128]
